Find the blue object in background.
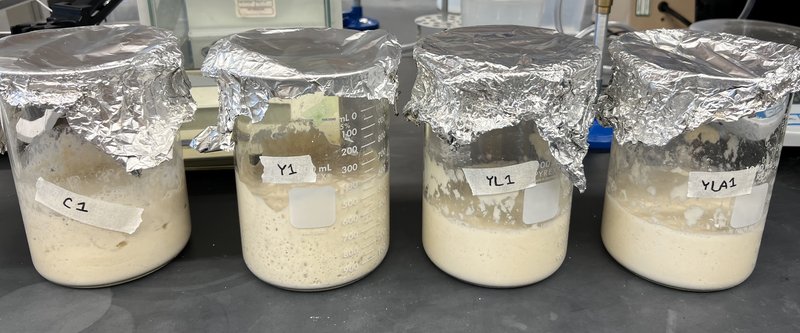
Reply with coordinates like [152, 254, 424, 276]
[343, 1, 380, 31]
[588, 119, 613, 151]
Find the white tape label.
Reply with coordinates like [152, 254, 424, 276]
[235, 0, 276, 18]
[260, 155, 317, 184]
[687, 168, 757, 198]
[462, 161, 540, 196]
[34, 178, 144, 234]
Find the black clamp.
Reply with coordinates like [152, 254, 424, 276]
[11, 0, 124, 34]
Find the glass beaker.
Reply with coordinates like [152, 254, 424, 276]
[602, 98, 789, 291]
[233, 94, 390, 291]
[0, 25, 195, 288]
[423, 121, 572, 287]
[0, 120, 191, 287]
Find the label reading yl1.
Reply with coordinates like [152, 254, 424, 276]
[260, 155, 317, 184]
[34, 178, 144, 234]
[687, 168, 757, 198]
[462, 161, 540, 196]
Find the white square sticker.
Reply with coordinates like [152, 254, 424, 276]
[730, 183, 770, 229]
[522, 179, 562, 225]
[289, 186, 336, 229]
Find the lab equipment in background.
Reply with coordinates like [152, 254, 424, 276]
[461, 0, 546, 27]
[0, 25, 196, 288]
[139, 0, 343, 69]
[689, 19, 800, 147]
[10, 0, 124, 33]
[415, 0, 462, 40]
[194, 28, 401, 291]
[343, 0, 379, 30]
[437, 0, 461, 13]
[609, 0, 695, 30]
[138, 0, 343, 169]
[598, 29, 800, 291]
[0, 0, 48, 33]
[460, 0, 593, 34]
[405, 26, 599, 287]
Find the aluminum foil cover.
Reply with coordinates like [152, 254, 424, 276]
[404, 25, 600, 191]
[0, 25, 196, 172]
[598, 29, 800, 146]
[192, 28, 401, 152]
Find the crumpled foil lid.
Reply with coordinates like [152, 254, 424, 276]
[404, 25, 600, 191]
[0, 25, 196, 172]
[598, 29, 800, 146]
[192, 28, 402, 152]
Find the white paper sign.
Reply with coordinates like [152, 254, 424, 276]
[260, 155, 317, 184]
[687, 168, 757, 198]
[235, 0, 276, 18]
[34, 178, 144, 234]
[462, 161, 540, 196]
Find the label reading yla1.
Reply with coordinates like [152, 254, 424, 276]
[260, 155, 317, 184]
[462, 161, 540, 196]
[687, 168, 757, 198]
[34, 178, 144, 234]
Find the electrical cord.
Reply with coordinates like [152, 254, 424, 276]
[738, 0, 756, 19]
[554, 0, 565, 33]
[657, 2, 692, 26]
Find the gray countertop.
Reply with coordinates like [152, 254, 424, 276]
[2, 3, 800, 332]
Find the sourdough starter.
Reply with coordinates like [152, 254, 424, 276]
[422, 152, 571, 287]
[14, 130, 190, 287]
[602, 195, 764, 290]
[235, 172, 389, 290]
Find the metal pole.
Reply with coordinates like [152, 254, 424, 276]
[442, 0, 449, 26]
[594, 0, 613, 91]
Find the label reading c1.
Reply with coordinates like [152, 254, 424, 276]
[34, 178, 144, 234]
[687, 168, 757, 198]
[462, 161, 540, 196]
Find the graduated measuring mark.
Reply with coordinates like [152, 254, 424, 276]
[359, 105, 378, 113]
[361, 123, 376, 131]
[361, 140, 375, 150]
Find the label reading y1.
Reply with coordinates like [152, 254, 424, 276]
[462, 161, 540, 196]
[687, 168, 757, 198]
[260, 155, 317, 184]
[34, 178, 144, 234]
